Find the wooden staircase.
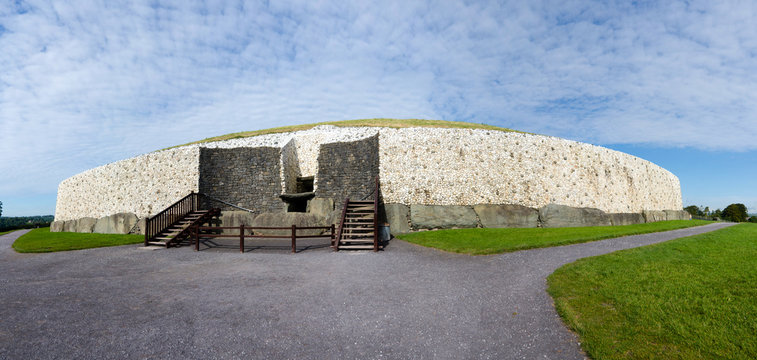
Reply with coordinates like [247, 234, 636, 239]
[144, 192, 220, 248]
[146, 210, 218, 247]
[334, 178, 381, 251]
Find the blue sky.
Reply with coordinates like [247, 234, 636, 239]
[1, 0, 755, 217]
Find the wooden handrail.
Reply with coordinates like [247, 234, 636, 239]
[334, 197, 350, 251]
[144, 191, 201, 246]
[373, 176, 379, 252]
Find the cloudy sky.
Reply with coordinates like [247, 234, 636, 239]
[1, 0, 756, 216]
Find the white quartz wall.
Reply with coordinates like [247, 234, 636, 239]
[378, 128, 682, 213]
[54, 147, 200, 221]
[55, 125, 683, 222]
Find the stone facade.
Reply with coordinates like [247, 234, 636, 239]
[54, 125, 686, 234]
[199, 147, 286, 213]
[315, 134, 380, 212]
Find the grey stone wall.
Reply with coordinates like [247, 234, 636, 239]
[199, 147, 286, 213]
[383, 203, 691, 235]
[315, 134, 379, 211]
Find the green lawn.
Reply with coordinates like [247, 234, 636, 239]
[547, 223, 757, 359]
[12, 227, 144, 253]
[396, 220, 711, 255]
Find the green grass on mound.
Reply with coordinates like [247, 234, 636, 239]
[168, 118, 521, 149]
[396, 220, 711, 255]
[547, 223, 757, 359]
[12, 227, 144, 253]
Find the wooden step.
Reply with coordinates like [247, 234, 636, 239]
[349, 200, 374, 204]
[338, 244, 379, 250]
[147, 241, 168, 246]
[340, 239, 376, 244]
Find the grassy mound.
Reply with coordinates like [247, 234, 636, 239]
[170, 118, 520, 149]
[548, 223, 757, 359]
[396, 220, 711, 255]
[13, 228, 144, 253]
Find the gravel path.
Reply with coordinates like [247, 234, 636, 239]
[0, 223, 733, 359]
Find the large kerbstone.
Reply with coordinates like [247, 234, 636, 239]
[609, 213, 645, 226]
[51, 221, 64, 232]
[307, 197, 334, 218]
[410, 205, 478, 230]
[76, 217, 97, 233]
[384, 203, 410, 234]
[643, 210, 667, 223]
[539, 204, 611, 228]
[63, 220, 77, 232]
[93, 213, 139, 234]
[252, 212, 330, 236]
[218, 211, 257, 235]
[664, 210, 691, 221]
[130, 218, 146, 235]
[473, 204, 538, 228]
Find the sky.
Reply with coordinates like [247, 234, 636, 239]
[1, 0, 756, 217]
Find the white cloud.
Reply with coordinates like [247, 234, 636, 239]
[1, 0, 757, 213]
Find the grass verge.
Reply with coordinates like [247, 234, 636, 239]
[396, 220, 711, 255]
[547, 223, 757, 359]
[166, 118, 521, 149]
[0, 229, 18, 236]
[12, 227, 144, 253]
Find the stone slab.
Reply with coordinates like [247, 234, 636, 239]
[473, 204, 538, 228]
[306, 197, 334, 218]
[252, 212, 330, 236]
[642, 210, 666, 223]
[383, 203, 410, 234]
[410, 205, 478, 230]
[93, 213, 139, 234]
[50, 221, 64, 233]
[664, 210, 691, 221]
[539, 204, 611, 228]
[63, 220, 77, 233]
[75, 217, 97, 233]
[609, 213, 645, 226]
[218, 211, 257, 235]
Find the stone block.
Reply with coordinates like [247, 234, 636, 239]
[609, 213, 645, 226]
[51, 221, 64, 232]
[410, 205, 478, 230]
[218, 211, 257, 235]
[473, 204, 538, 228]
[93, 213, 139, 234]
[643, 210, 666, 223]
[63, 220, 77, 232]
[252, 212, 330, 236]
[76, 217, 97, 233]
[307, 197, 334, 217]
[383, 203, 410, 234]
[664, 210, 691, 221]
[539, 204, 611, 228]
[130, 218, 146, 235]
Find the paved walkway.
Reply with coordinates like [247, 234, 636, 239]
[0, 223, 733, 359]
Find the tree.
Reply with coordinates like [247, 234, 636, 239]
[749, 216, 757, 223]
[684, 205, 703, 217]
[721, 203, 748, 223]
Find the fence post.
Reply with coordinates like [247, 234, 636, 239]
[331, 224, 335, 247]
[144, 216, 149, 246]
[291, 225, 296, 253]
[240, 224, 245, 253]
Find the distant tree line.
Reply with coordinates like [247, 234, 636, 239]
[684, 203, 754, 223]
[0, 215, 54, 232]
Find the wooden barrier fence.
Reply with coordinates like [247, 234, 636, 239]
[192, 224, 335, 253]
